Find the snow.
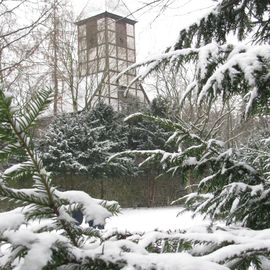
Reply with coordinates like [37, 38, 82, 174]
[124, 112, 144, 122]
[203, 239, 270, 264]
[207, 139, 225, 149]
[223, 182, 264, 198]
[197, 45, 270, 116]
[230, 198, 240, 214]
[105, 207, 209, 232]
[199, 173, 218, 186]
[3, 229, 67, 270]
[236, 162, 257, 175]
[1, 205, 270, 269]
[2, 161, 34, 178]
[183, 157, 198, 166]
[121, 253, 229, 270]
[0, 208, 26, 232]
[197, 43, 220, 79]
[105, 208, 270, 268]
[55, 190, 113, 225]
[3, 164, 23, 175]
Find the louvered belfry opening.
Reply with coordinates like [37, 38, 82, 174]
[76, 0, 149, 112]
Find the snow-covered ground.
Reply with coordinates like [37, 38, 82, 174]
[105, 206, 210, 232]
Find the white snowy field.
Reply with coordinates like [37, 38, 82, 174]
[105, 206, 211, 232]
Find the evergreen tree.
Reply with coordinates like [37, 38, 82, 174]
[0, 88, 270, 270]
[131, 0, 270, 118]
[127, 96, 173, 151]
[111, 0, 270, 268]
[37, 103, 136, 179]
[120, 0, 270, 228]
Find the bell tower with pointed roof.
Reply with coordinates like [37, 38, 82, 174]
[76, 0, 149, 111]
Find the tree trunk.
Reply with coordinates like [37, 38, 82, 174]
[52, 0, 59, 115]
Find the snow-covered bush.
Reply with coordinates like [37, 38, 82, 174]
[37, 100, 176, 182]
[37, 103, 137, 178]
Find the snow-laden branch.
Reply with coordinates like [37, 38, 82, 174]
[197, 45, 270, 117]
[120, 42, 270, 118]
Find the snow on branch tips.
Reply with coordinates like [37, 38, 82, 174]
[119, 41, 270, 118]
[197, 45, 270, 117]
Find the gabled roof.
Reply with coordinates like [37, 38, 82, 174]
[77, 0, 136, 22]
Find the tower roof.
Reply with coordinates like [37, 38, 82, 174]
[77, 0, 136, 22]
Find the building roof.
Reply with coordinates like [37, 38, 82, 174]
[77, 0, 136, 22]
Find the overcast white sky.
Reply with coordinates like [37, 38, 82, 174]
[71, 0, 216, 61]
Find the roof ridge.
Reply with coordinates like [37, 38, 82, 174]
[77, 0, 136, 22]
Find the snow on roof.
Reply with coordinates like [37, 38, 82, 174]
[77, 0, 136, 22]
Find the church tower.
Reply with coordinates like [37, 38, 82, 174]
[76, 0, 149, 111]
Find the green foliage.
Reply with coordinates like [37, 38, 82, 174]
[127, 113, 173, 152]
[37, 102, 137, 178]
[113, 0, 270, 231]
[174, 0, 269, 49]
[118, 113, 270, 229]
[37, 101, 176, 181]
[110, 1, 270, 267]
[0, 89, 121, 269]
[150, 96, 169, 118]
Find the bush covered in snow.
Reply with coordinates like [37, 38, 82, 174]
[37, 99, 175, 181]
[37, 103, 137, 178]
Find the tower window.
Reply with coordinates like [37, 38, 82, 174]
[79, 38, 87, 51]
[88, 48, 97, 61]
[97, 18, 105, 31]
[87, 19, 97, 48]
[98, 31, 105, 44]
[126, 24, 134, 36]
[127, 37, 135, 49]
[116, 21, 127, 47]
[78, 24, 86, 37]
[118, 47, 127, 60]
[127, 49, 135, 62]
[107, 18, 116, 31]
[108, 31, 116, 44]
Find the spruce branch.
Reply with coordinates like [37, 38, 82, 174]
[0, 89, 79, 246]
